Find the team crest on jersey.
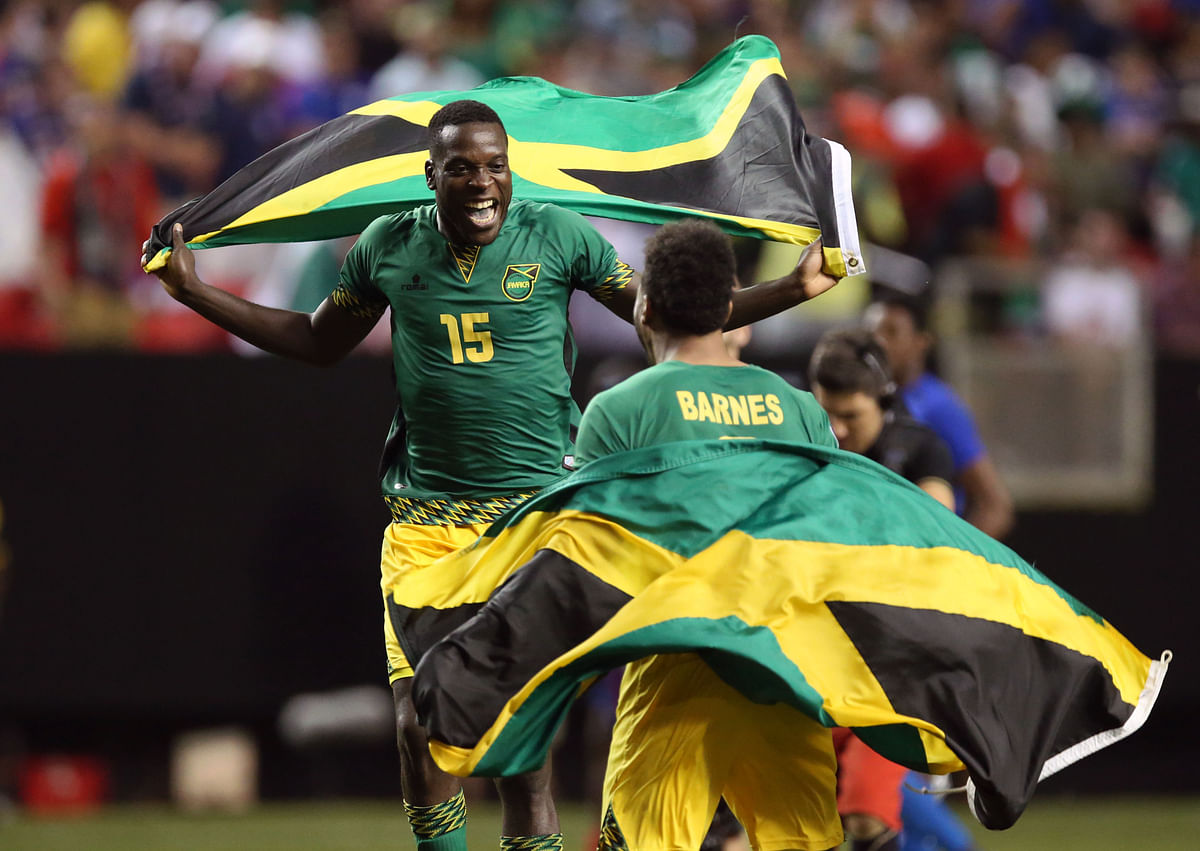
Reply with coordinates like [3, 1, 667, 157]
[501, 264, 540, 301]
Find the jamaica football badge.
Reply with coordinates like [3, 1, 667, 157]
[501, 264, 539, 301]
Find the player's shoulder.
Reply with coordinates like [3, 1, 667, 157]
[889, 412, 944, 444]
[743, 362, 799, 386]
[508, 199, 595, 232]
[359, 205, 434, 240]
[508, 198, 576, 220]
[589, 365, 652, 402]
[913, 372, 965, 406]
[883, 414, 952, 464]
[587, 362, 679, 410]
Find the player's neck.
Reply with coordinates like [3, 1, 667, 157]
[658, 331, 742, 367]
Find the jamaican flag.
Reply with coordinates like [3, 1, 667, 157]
[388, 439, 1170, 831]
[143, 35, 863, 278]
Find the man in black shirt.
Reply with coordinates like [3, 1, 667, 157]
[809, 327, 954, 511]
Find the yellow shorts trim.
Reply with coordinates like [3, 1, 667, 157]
[603, 653, 843, 851]
[381, 521, 492, 683]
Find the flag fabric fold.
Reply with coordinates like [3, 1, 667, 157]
[388, 439, 1169, 831]
[143, 35, 864, 277]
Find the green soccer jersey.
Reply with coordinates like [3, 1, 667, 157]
[575, 360, 837, 464]
[335, 199, 633, 510]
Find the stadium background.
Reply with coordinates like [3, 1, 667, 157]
[0, 0, 1196, 837]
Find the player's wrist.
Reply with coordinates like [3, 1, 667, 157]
[168, 270, 207, 304]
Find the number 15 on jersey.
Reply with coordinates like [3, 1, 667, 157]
[440, 312, 494, 364]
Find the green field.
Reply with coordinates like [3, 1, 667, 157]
[2, 796, 1199, 851]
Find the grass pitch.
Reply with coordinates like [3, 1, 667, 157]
[2, 795, 1198, 850]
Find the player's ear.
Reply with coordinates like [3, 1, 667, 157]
[425, 158, 435, 190]
[637, 296, 652, 327]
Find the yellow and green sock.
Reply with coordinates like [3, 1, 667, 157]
[404, 789, 467, 851]
[500, 833, 564, 851]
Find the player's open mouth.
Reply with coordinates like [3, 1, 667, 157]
[466, 200, 498, 226]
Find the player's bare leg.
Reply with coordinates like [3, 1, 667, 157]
[394, 679, 460, 803]
[496, 756, 559, 835]
[394, 678, 563, 850]
[395, 679, 466, 850]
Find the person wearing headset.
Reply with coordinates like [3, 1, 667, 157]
[807, 327, 964, 851]
[809, 327, 955, 511]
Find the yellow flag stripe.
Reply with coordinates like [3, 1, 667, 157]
[388, 508, 674, 612]
[349, 99, 445, 122]
[219, 151, 431, 235]
[505, 58, 782, 186]
[698, 532, 1151, 708]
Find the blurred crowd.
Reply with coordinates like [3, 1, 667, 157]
[1, 0, 1199, 355]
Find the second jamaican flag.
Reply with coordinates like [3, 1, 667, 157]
[388, 439, 1169, 831]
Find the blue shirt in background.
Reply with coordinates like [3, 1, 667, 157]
[900, 372, 986, 515]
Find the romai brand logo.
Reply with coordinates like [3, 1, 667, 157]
[501, 264, 539, 301]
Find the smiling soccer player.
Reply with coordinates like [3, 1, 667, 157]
[145, 98, 841, 851]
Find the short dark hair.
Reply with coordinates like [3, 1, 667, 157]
[808, 327, 896, 400]
[427, 100, 506, 157]
[641, 219, 735, 335]
[869, 287, 930, 332]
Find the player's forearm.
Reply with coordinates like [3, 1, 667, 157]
[726, 274, 810, 328]
[967, 499, 1015, 541]
[173, 278, 334, 364]
[962, 458, 1015, 540]
[727, 238, 838, 328]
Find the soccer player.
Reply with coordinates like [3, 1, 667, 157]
[807, 326, 956, 851]
[574, 219, 844, 851]
[864, 291, 1014, 539]
[144, 100, 839, 851]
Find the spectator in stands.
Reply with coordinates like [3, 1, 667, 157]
[1042, 207, 1145, 348]
[39, 95, 161, 347]
[121, 1, 221, 204]
[281, 9, 371, 136]
[194, 0, 323, 89]
[368, 2, 483, 101]
[1050, 96, 1139, 240]
[1149, 230, 1200, 358]
[0, 121, 46, 346]
[59, 0, 135, 101]
[204, 21, 290, 182]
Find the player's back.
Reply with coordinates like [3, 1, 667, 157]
[576, 360, 836, 463]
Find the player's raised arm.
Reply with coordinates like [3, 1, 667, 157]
[601, 237, 838, 330]
[144, 223, 378, 366]
[727, 238, 837, 329]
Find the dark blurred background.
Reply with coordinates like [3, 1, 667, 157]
[0, 0, 1196, 813]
